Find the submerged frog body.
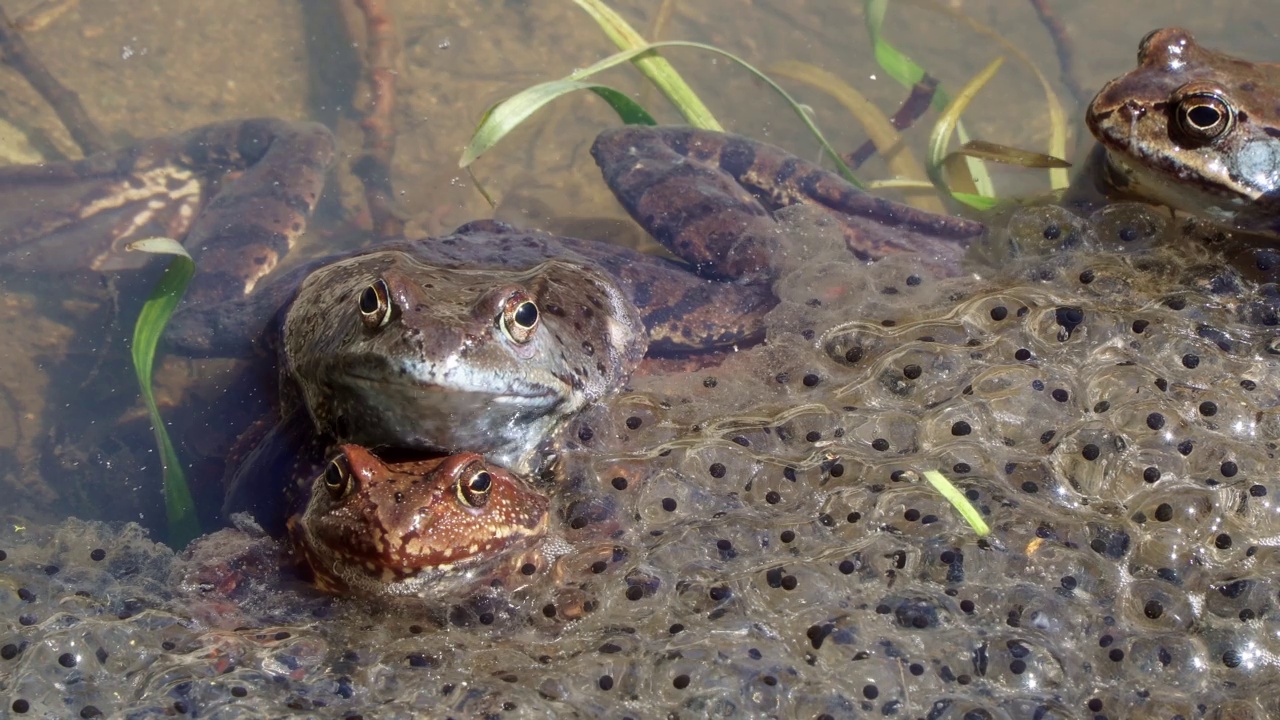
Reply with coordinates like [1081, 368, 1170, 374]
[1086, 28, 1280, 236]
[287, 445, 548, 596]
[0, 118, 334, 303]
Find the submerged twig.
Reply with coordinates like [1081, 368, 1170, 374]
[845, 75, 937, 169]
[0, 3, 108, 155]
[345, 0, 404, 238]
[1027, 0, 1087, 106]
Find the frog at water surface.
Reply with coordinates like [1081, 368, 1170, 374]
[287, 445, 549, 596]
[1086, 27, 1280, 236]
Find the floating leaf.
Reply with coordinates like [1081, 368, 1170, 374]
[950, 140, 1072, 168]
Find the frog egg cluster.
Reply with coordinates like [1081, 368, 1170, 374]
[7, 202, 1280, 717]
[536, 203, 1280, 717]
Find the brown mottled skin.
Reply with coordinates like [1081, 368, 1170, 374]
[287, 445, 548, 597]
[1086, 28, 1280, 236]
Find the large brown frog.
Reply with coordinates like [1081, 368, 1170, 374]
[0, 121, 984, 504]
[287, 445, 548, 596]
[207, 126, 983, 477]
[1086, 28, 1280, 236]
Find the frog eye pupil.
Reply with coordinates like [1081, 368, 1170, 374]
[513, 301, 539, 329]
[359, 287, 379, 314]
[501, 293, 540, 344]
[1186, 105, 1221, 129]
[1172, 87, 1233, 145]
[457, 465, 493, 508]
[323, 457, 351, 499]
[358, 279, 394, 329]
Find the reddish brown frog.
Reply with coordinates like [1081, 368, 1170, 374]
[287, 445, 548, 596]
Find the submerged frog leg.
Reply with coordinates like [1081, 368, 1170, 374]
[591, 125, 985, 280]
[576, 242, 776, 355]
[0, 119, 335, 302]
[179, 120, 336, 303]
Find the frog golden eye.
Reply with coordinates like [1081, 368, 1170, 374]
[500, 291, 540, 344]
[456, 462, 493, 508]
[1172, 83, 1234, 146]
[358, 278, 395, 329]
[322, 455, 354, 500]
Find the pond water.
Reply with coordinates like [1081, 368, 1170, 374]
[1, 1, 1279, 717]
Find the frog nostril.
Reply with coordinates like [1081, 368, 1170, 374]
[1121, 100, 1147, 121]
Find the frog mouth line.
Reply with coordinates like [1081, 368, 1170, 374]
[339, 372, 565, 405]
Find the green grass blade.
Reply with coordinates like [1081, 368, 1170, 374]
[948, 191, 999, 211]
[127, 237, 200, 548]
[865, 0, 993, 197]
[460, 80, 655, 168]
[462, 40, 861, 187]
[922, 469, 990, 536]
[864, 0, 947, 111]
[571, 0, 721, 130]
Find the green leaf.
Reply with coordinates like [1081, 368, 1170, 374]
[127, 238, 200, 548]
[462, 40, 861, 186]
[864, 0, 946, 112]
[922, 469, 990, 536]
[571, 0, 721, 130]
[460, 80, 655, 168]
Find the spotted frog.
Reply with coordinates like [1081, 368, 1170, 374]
[287, 445, 548, 596]
[1086, 28, 1280, 236]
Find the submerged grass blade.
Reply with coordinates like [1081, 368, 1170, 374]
[770, 59, 942, 214]
[462, 40, 860, 186]
[905, 0, 1072, 189]
[864, 0, 947, 112]
[865, 0, 994, 197]
[922, 469, 990, 536]
[571, 0, 721, 130]
[460, 79, 656, 168]
[127, 237, 200, 548]
[926, 55, 1004, 209]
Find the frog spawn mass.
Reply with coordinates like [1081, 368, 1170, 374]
[6, 204, 1280, 716]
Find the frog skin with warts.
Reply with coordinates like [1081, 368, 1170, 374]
[287, 445, 549, 597]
